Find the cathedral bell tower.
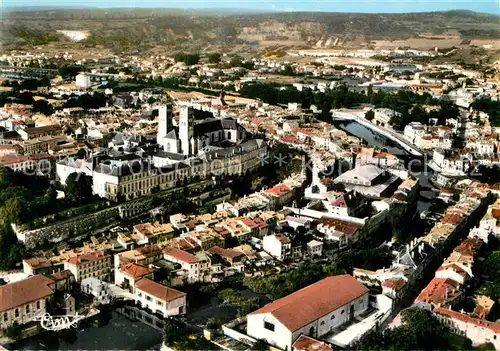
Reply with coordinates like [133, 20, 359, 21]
[179, 105, 194, 156]
[156, 104, 172, 148]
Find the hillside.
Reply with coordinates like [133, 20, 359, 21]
[1, 9, 499, 53]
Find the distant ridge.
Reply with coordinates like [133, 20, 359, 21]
[2, 6, 277, 15]
[2, 7, 498, 17]
[2, 7, 498, 49]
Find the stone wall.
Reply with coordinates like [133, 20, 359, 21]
[15, 207, 120, 249]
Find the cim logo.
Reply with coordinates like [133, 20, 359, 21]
[34, 313, 85, 331]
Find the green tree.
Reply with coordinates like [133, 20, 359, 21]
[0, 226, 27, 270]
[208, 53, 222, 64]
[17, 92, 35, 105]
[365, 109, 375, 121]
[0, 198, 25, 224]
[476, 342, 496, 351]
[0, 167, 15, 189]
[164, 318, 183, 345]
[65, 172, 93, 205]
[4, 322, 23, 340]
[366, 84, 373, 101]
[32, 100, 54, 115]
[281, 65, 295, 76]
[59, 65, 83, 79]
[251, 339, 268, 351]
[483, 251, 500, 281]
[206, 318, 221, 331]
[75, 148, 87, 159]
[44, 186, 58, 207]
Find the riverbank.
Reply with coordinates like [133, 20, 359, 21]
[331, 110, 424, 157]
[334, 119, 438, 214]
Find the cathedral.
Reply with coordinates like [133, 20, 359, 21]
[156, 104, 247, 160]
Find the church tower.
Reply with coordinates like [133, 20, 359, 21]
[156, 104, 172, 147]
[179, 105, 194, 156]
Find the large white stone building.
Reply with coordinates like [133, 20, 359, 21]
[75, 73, 92, 89]
[56, 103, 266, 201]
[134, 278, 186, 317]
[262, 233, 291, 261]
[64, 251, 113, 282]
[0, 275, 55, 331]
[247, 275, 369, 350]
[333, 164, 401, 198]
[155, 104, 247, 159]
[434, 307, 500, 349]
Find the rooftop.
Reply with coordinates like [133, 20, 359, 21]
[0, 275, 54, 312]
[66, 251, 110, 266]
[293, 335, 334, 351]
[164, 248, 199, 264]
[120, 263, 154, 279]
[434, 307, 500, 334]
[248, 275, 368, 332]
[135, 278, 185, 303]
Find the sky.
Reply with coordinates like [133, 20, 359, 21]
[2, 0, 500, 15]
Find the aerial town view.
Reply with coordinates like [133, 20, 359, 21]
[0, 0, 499, 350]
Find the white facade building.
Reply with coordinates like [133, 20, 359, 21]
[262, 234, 291, 261]
[307, 240, 323, 257]
[247, 275, 369, 351]
[0, 275, 55, 330]
[81, 277, 111, 304]
[134, 278, 186, 317]
[434, 308, 500, 349]
[75, 73, 92, 89]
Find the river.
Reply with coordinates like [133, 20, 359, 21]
[335, 120, 437, 213]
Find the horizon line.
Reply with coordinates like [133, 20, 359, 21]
[3, 6, 499, 16]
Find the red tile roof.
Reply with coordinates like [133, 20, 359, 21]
[252, 217, 268, 229]
[434, 307, 500, 334]
[318, 218, 360, 237]
[0, 275, 54, 312]
[248, 275, 368, 332]
[281, 135, 302, 144]
[415, 277, 461, 306]
[265, 184, 291, 197]
[437, 264, 469, 278]
[453, 237, 482, 258]
[491, 207, 500, 220]
[167, 237, 200, 252]
[295, 128, 312, 136]
[23, 257, 51, 269]
[49, 270, 74, 281]
[292, 335, 334, 351]
[208, 245, 245, 260]
[0, 144, 22, 151]
[441, 213, 464, 225]
[238, 217, 259, 229]
[120, 263, 154, 279]
[213, 227, 230, 237]
[67, 251, 110, 266]
[382, 279, 406, 291]
[0, 153, 52, 166]
[275, 233, 291, 244]
[134, 223, 154, 238]
[135, 278, 185, 303]
[164, 248, 199, 264]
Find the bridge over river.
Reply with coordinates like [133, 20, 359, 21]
[331, 111, 424, 157]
